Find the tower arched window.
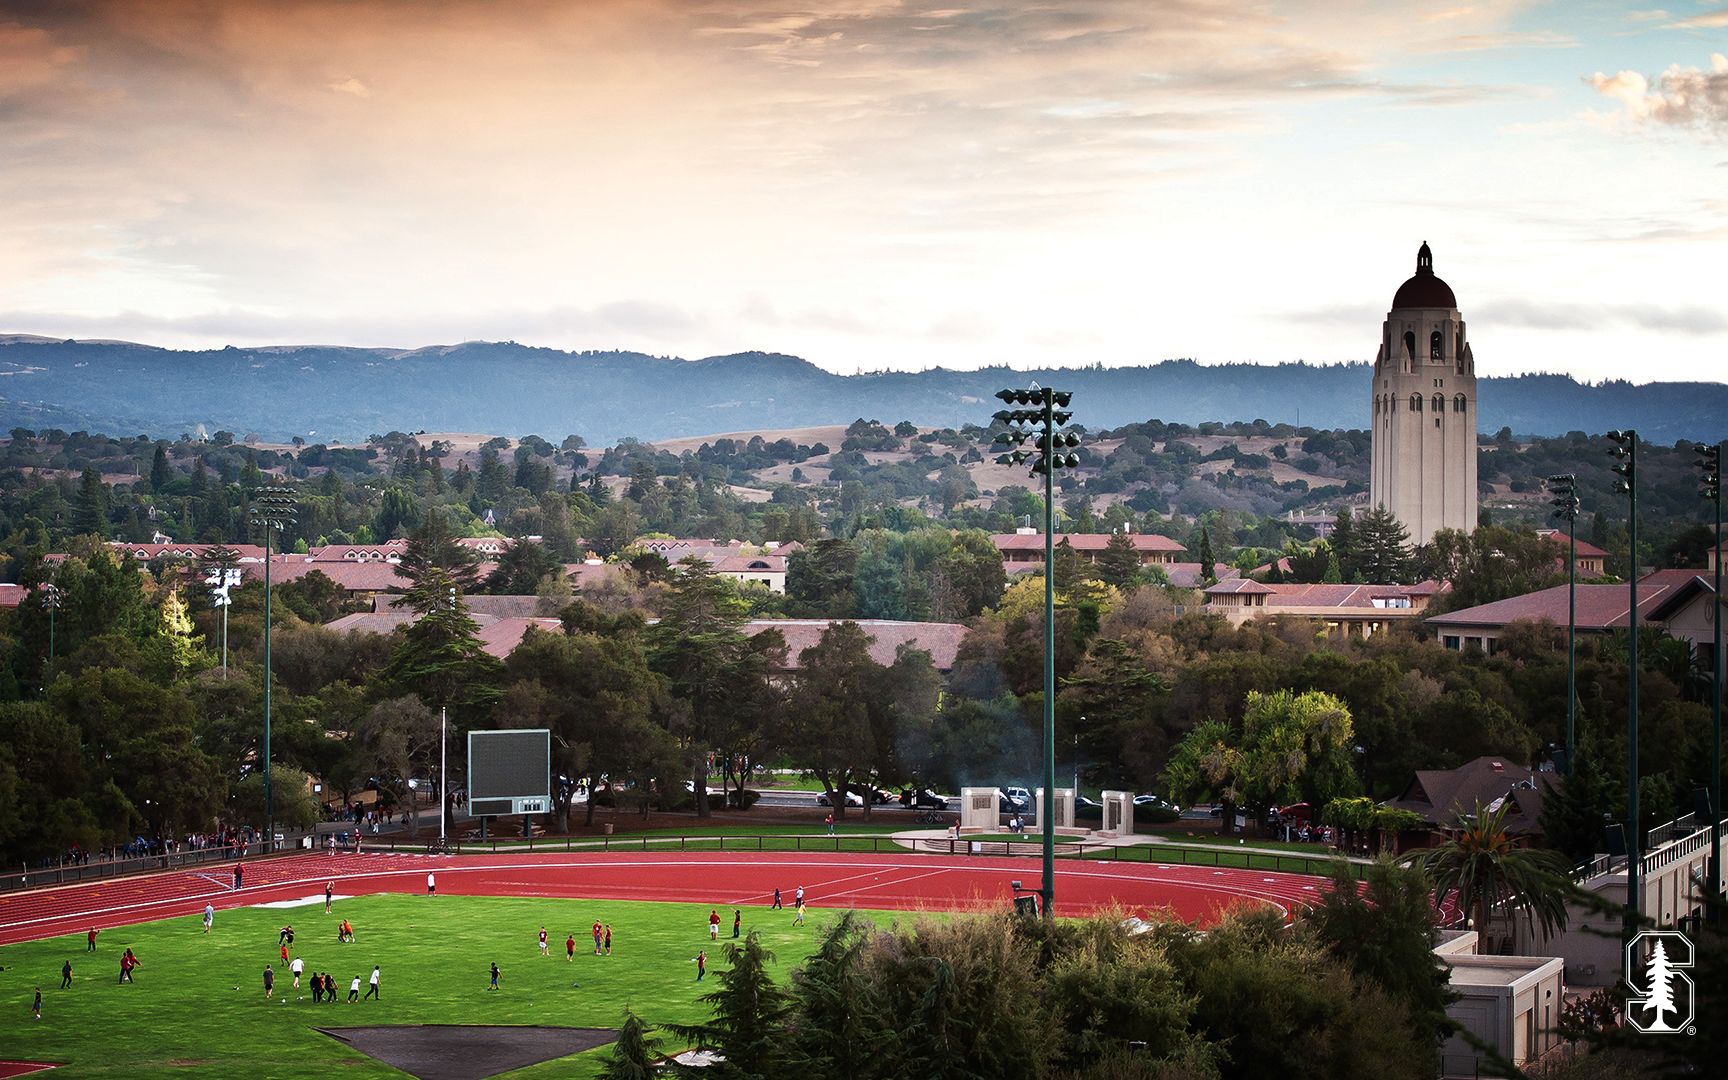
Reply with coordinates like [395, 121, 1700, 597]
[1403, 331, 1416, 363]
[1409, 393, 1423, 412]
[1453, 393, 1466, 413]
[1430, 330, 1443, 359]
[1432, 393, 1444, 413]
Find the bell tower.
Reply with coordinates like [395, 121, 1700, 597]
[1369, 242, 1478, 544]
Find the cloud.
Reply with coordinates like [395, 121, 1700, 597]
[1590, 53, 1728, 133]
[328, 76, 369, 96]
[1472, 299, 1728, 335]
[1663, 7, 1728, 29]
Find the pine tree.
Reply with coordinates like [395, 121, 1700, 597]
[600, 1009, 661, 1080]
[1331, 506, 1357, 580]
[72, 467, 108, 538]
[1198, 526, 1216, 584]
[1352, 506, 1412, 583]
[1322, 549, 1343, 584]
[1641, 940, 1678, 1030]
[149, 444, 172, 493]
[1095, 530, 1141, 588]
[667, 931, 794, 1078]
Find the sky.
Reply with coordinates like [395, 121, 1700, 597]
[0, 1, 1725, 383]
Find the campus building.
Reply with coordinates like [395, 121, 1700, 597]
[1369, 243, 1479, 545]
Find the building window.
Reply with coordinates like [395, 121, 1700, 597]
[1431, 393, 1444, 412]
[1403, 331, 1416, 362]
[1444, 635, 1460, 649]
[1409, 393, 1422, 412]
[1430, 330, 1443, 359]
[1435, 418, 1441, 428]
[1454, 393, 1466, 413]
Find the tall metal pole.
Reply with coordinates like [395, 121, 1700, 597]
[1568, 513, 1577, 773]
[440, 705, 449, 845]
[991, 385, 1077, 919]
[1697, 439, 1723, 918]
[250, 487, 296, 855]
[1713, 444, 1724, 919]
[262, 522, 273, 850]
[1548, 474, 1579, 775]
[1041, 389, 1056, 919]
[1610, 430, 1641, 931]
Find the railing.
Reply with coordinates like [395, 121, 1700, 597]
[1641, 815, 1724, 877]
[0, 842, 282, 894]
[0, 832, 1368, 892]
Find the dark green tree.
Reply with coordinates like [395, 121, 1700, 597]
[1352, 505, 1411, 583]
[600, 1009, 662, 1080]
[1094, 530, 1141, 589]
[668, 932, 794, 1079]
[73, 467, 108, 537]
[1308, 857, 1456, 1066]
[647, 558, 761, 818]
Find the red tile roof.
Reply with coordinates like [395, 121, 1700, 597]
[1534, 530, 1610, 559]
[1204, 578, 1276, 595]
[991, 532, 1186, 554]
[108, 542, 270, 562]
[1426, 570, 1710, 631]
[0, 583, 28, 608]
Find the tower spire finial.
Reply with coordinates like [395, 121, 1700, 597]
[1417, 241, 1433, 274]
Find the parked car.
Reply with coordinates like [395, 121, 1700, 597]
[900, 788, 948, 811]
[1073, 795, 1104, 821]
[846, 782, 893, 805]
[1133, 794, 1181, 813]
[1000, 787, 1033, 813]
[816, 789, 864, 807]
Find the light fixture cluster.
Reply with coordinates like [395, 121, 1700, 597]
[1696, 441, 1720, 500]
[1607, 429, 1637, 495]
[1545, 473, 1578, 523]
[992, 386, 1080, 475]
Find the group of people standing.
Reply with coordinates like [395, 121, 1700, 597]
[538, 921, 613, 959]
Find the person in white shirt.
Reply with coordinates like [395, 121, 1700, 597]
[290, 955, 304, 989]
[365, 965, 380, 1000]
[427, 872, 436, 896]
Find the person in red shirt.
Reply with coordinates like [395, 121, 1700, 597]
[538, 926, 548, 957]
[592, 920, 602, 955]
[565, 933, 576, 961]
[708, 909, 720, 940]
[87, 927, 98, 951]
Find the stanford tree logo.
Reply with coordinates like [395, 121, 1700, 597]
[1624, 930, 1695, 1035]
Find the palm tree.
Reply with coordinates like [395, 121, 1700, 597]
[1410, 799, 1572, 953]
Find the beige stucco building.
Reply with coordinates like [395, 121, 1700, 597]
[1370, 243, 1478, 545]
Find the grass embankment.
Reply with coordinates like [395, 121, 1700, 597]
[0, 893, 896, 1078]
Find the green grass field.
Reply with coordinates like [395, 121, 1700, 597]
[1, 894, 900, 1078]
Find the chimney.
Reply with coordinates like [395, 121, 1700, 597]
[1490, 761, 1503, 773]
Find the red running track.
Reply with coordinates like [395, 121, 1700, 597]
[0, 850, 1346, 947]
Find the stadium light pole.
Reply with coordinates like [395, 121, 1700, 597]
[1608, 430, 1640, 932]
[1696, 440, 1723, 919]
[1546, 474, 1580, 775]
[990, 384, 1080, 918]
[249, 486, 297, 853]
[43, 580, 61, 670]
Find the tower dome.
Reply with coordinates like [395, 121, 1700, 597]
[1391, 241, 1457, 309]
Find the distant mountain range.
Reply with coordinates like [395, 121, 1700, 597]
[3, 335, 1725, 446]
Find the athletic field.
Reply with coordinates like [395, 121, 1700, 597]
[0, 848, 1332, 1077]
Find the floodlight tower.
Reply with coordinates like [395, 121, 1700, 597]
[1546, 474, 1580, 775]
[1695, 440, 1723, 919]
[249, 486, 297, 852]
[989, 384, 1080, 918]
[1607, 430, 1640, 931]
